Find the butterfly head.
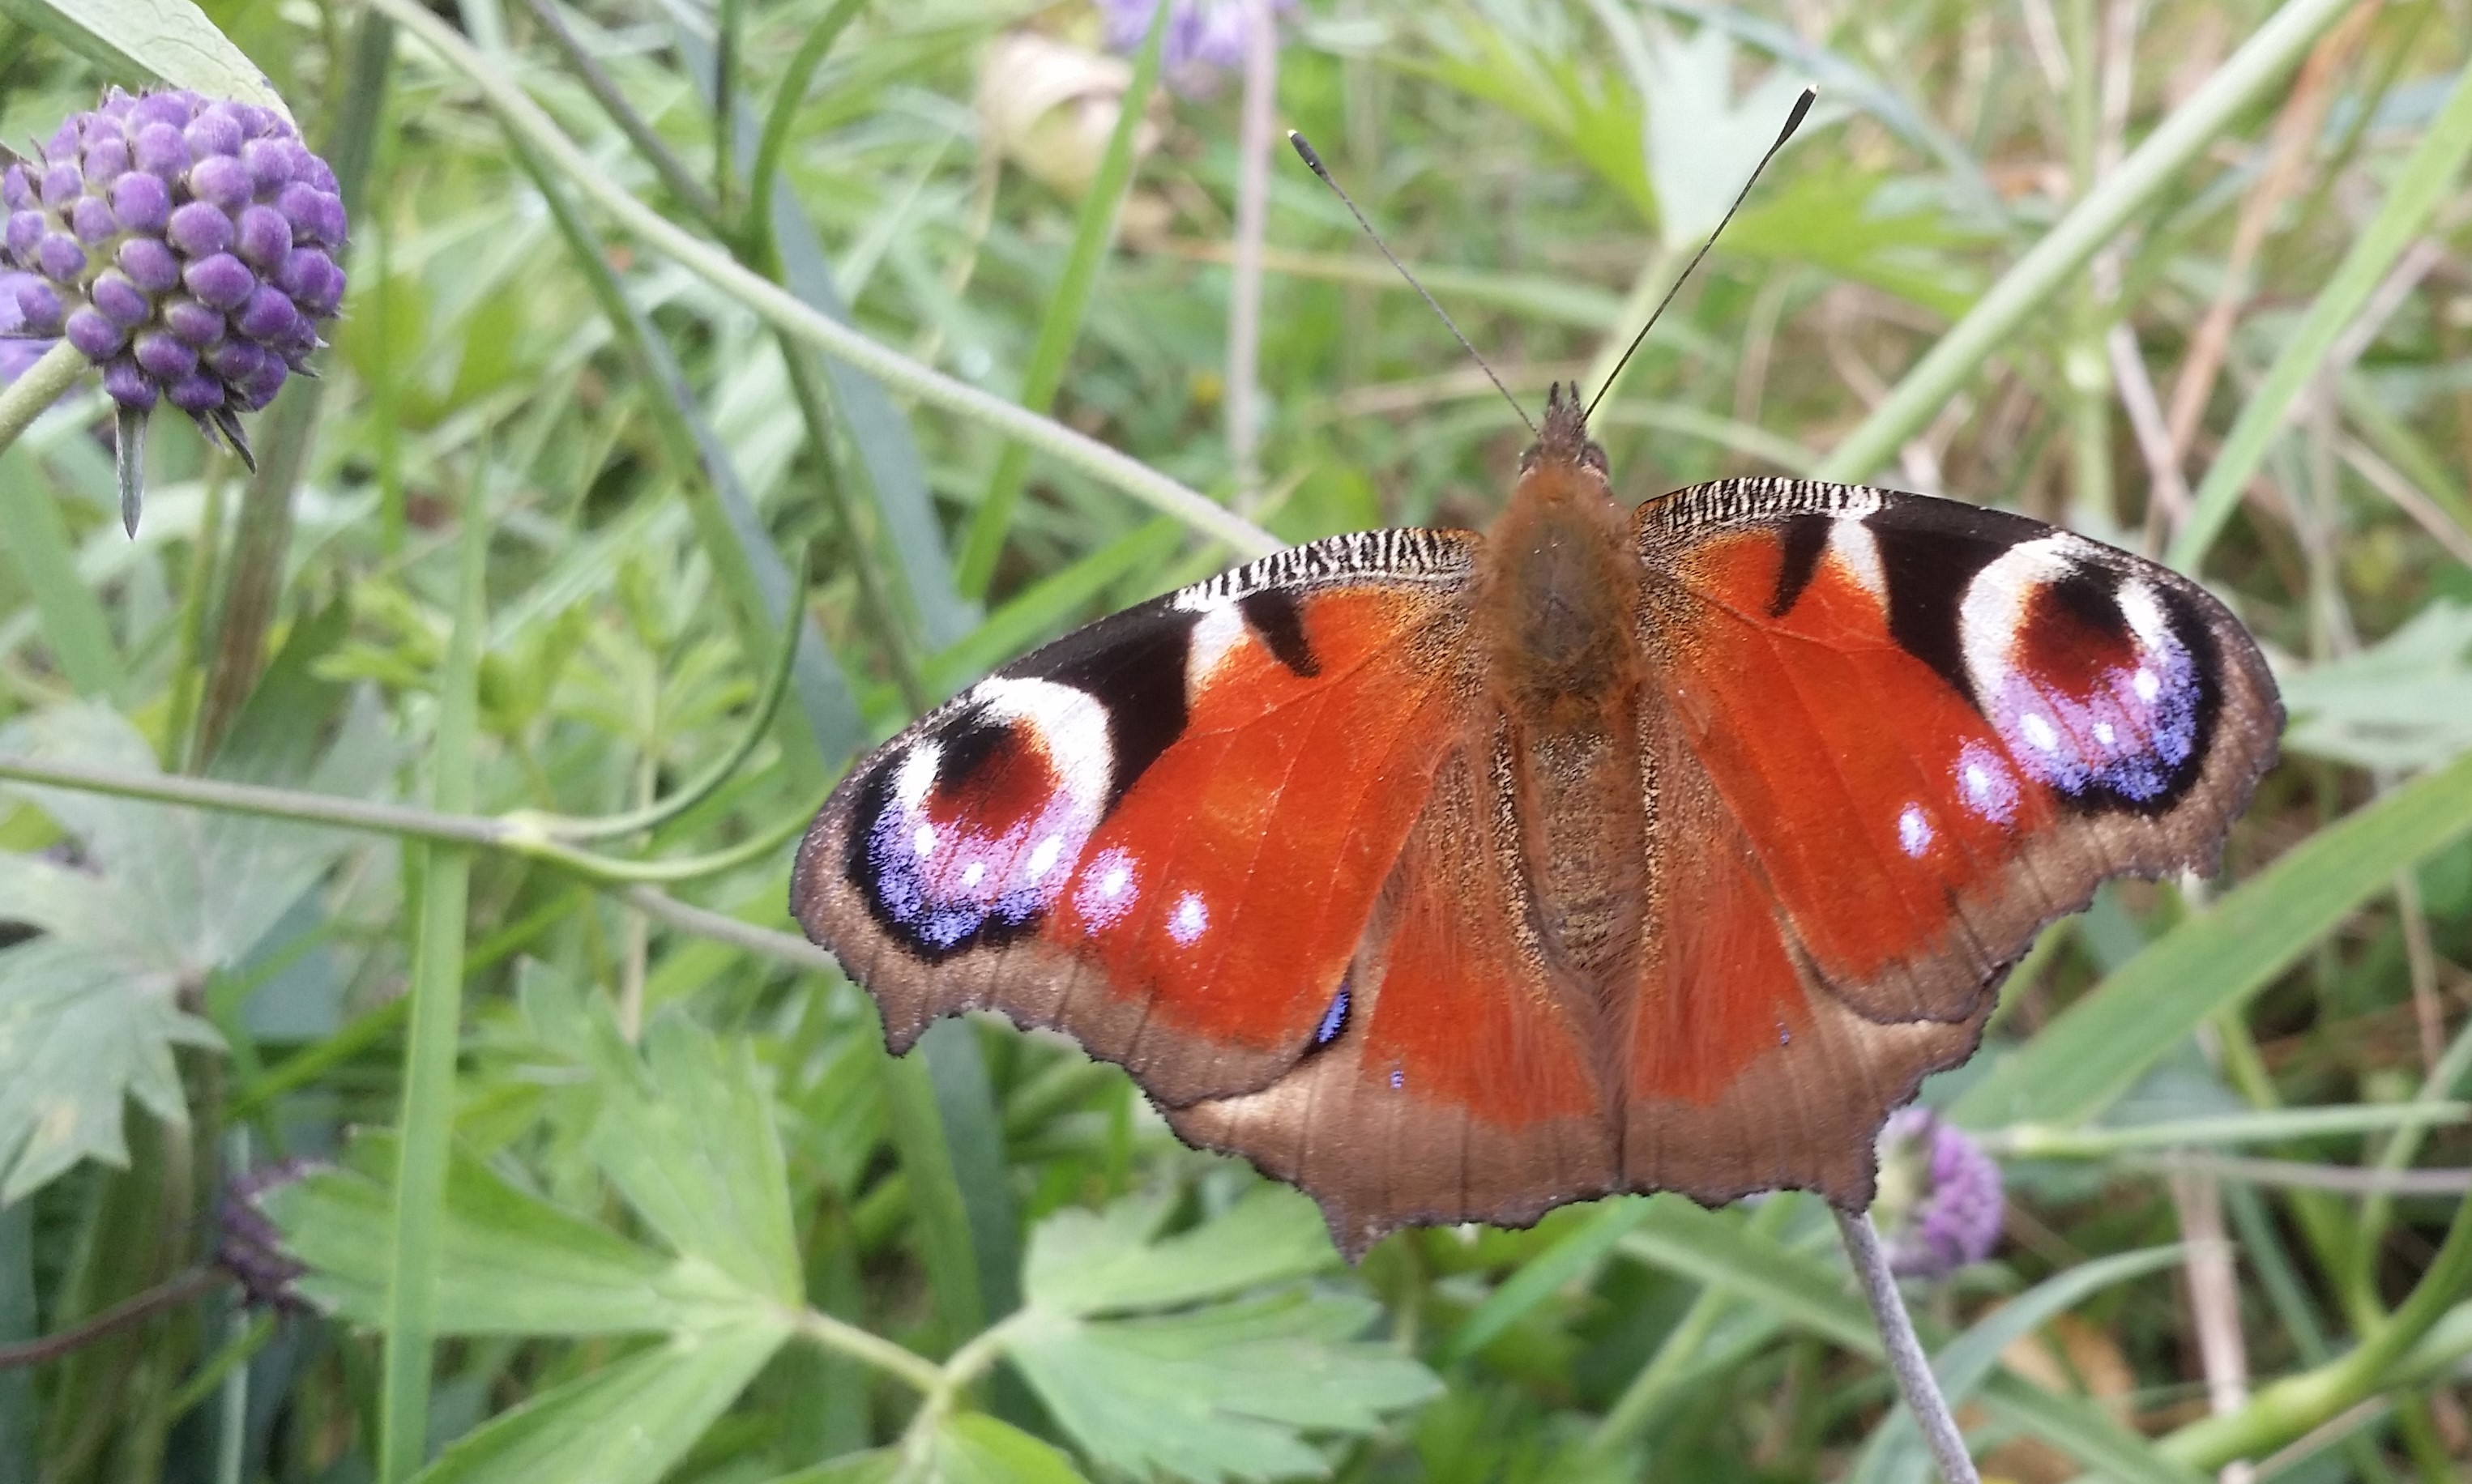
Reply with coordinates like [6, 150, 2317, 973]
[1520, 382, 1611, 482]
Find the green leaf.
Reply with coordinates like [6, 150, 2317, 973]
[1005, 1191, 1433, 1481]
[0, 454, 126, 699]
[0, 0, 289, 115]
[1023, 1186, 1336, 1319]
[0, 704, 369, 1199]
[760, 1415, 1090, 1484]
[1953, 748, 2472, 1129]
[2278, 601, 2472, 773]
[585, 1012, 803, 1307]
[263, 1140, 773, 1337]
[1008, 1290, 1440, 1483]
[1448, 1199, 1650, 1362]
[407, 1327, 785, 1484]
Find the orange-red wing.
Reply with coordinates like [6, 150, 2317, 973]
[1620, 706, 1983, 1207]
[1172, 734, 1620, 1256]
[792, 531, 1484, 1107]
[1636, 479, 2280, 1026]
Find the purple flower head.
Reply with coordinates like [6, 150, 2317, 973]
[0, 269, 58, 389]
[0, 86, 348, 465]
[1874, 1109, 2003, 1280]
[1099, 0, 1292, 97]
[218, 1158, 322, 1311]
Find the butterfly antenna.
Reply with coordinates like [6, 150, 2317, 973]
[1287, 130, 1535, 436]
[1584, 86, 1817, 424]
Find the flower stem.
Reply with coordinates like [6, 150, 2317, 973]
[1836, 1206, 1980, 1484]
[0, 341, 88, 457]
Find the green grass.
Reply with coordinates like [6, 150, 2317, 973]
[2, 0, 2472, 1480]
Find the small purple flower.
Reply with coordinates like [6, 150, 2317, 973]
[218, 1159, 321, 1311]
[1099, 0, 1290, 97]
[1875, 1109, 2004, 1279]
[0, 86, 349, 484]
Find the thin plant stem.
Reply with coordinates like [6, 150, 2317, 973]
[519, 0, 724, 232]
[743, 0, 869, 257]
[789, 1306, 945, 1396]
[374, 457, 490, 1484]
[0, 341, 86, 458]
[365, 0, 1276, 558]
[1816, 0, 2356, 488]
[1834, 1207, 1980, 1484]
[1227, 0, 1278, 507]
[0, 1269, 229, 1371]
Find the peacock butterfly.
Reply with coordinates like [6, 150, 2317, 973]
[790, 109, 2283, 1258]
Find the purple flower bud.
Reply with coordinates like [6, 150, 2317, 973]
[70, 195, 117, 245]
[228, 103, 275, 141]
[188, 154, 251, 211]
[1875, 1111, 2004, 1280]
[233, 284, 297, 343]
[82, 134, 130, 182]
[295, 256, 344, 318]
[5, 209, 43, 262]
[233, 205, 291, 271]
[238, 358, 286, 410]
[168, 370, 224, 412]
[43, 120, 80, 162]
[99, 89, 137, 121]
[205, 337, 263, 382]
[164, 296, 224, 347]
[111, 171, 171, 235]
[182, 253, 254, 310]
[134, 328, 197, 382]
[34, 233, 84, 281]
[218, 1160, 318, 1311]
[168, 200, 234, 258]
[130, 92, 195, 130]
[89, 271, 150, 328]
[116, 237, 180, 294]
[41, 162, 81, 208]
[132, 122, 189, 180]
[100, 356, 156, 410]
[184, 108, 242, 160]
[0, 167, 26, 212]
[13, 278, 62, 335]
[66, 306, 126, 359]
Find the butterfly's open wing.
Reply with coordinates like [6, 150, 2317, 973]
[1170, 730, 1623, 1256]
[1618, 478, 2280, 1204]
[794, 531, 1487, 1108]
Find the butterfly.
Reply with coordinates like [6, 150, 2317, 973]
[790, 382, 2282, 1256]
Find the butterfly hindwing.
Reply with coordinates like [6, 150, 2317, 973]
[792, 531, 1482, 1108]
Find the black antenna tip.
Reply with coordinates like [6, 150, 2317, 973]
[1778, 86, 1817, 146]
[1287, 130, 1328, 175]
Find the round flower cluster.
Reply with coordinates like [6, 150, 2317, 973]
[1875, 1108, 2004, 1279]
[1, 87, 347, 448]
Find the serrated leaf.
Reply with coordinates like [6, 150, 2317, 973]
[760, 1415, 1088, 1484]
[264, 1138, 775, 1337]
[0, 0, 288, 116]
[0, 704, 369, 1199]
[2277, 600, 2472, 771]
[408, 1326, 785, 1484]
[0, 939, 219, 1200]
[1008, 1289, 1440, 1482]
[1023, 1186, 1336, 1318]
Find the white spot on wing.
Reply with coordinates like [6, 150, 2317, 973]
[1026, 835, 1064, 881]
[912, 823, 937, 857]
[1169, 891, 1210, 945]
[960, 861, 985, 887]
[2021, 712, 2059, 752]
[2133, 666, 2161, 702]
[1829, 517, 1888, 603]
[2094, 721, 2116, 746]
[1174, 590, 1249, 693]
[1898, 804, 1932, 857]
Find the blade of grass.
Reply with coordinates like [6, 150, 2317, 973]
[375, 455, 490, 1484]
[1449, 1199, 1650, 1363]
[0, 447, 127, 698]
[1953, 748, 2472, 1131]
[2168, 56, 2472, 571]
[365, 0, 1274, 560]
[954, 0, 1169, 598]
[1814, 0, 2357, 486]
[742, 0, 867, 259]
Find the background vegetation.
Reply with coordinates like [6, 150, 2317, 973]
[2, 0, 2471, 1479]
